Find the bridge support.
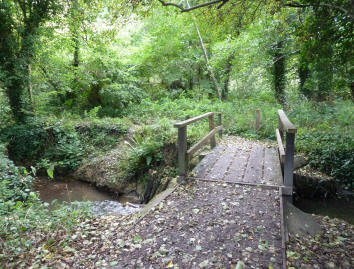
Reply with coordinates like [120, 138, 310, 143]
[177, 126, 187, 178]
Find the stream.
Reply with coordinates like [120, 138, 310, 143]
[294, 196, 354, 225]
[33, 177, 142, 216]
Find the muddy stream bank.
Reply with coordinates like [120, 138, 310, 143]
[33, 177, 142, 215]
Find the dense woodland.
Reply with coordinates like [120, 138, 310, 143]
[0, 0, 353, 267]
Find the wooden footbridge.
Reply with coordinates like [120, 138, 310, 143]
[172, 110, 297, 268]
[104, 111, 297, 268]
[174, 110, 296, 199]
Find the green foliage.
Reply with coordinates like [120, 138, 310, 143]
[0, 0, 59, 122]
[290, 100, 354, 189]
[0, 120, 83, 174]
[0, 144, 90, 266]
[294, 0, 354, 100]
[99, 83, 146, 117]
[297, 131, 353, 189]
[123, 118, 176, 180]
[0, 145, 35, 209]
[75, 117, 129, 152]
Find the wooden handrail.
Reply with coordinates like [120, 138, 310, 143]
[174, 112, 220, 128]
[276, 110, 296, 201]
[187, 126, 223, 158]
[278, 109, 297, 133]
[174, 112, 223, 178]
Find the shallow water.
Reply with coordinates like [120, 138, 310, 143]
[33, 177, 142, 215]
[294, 197, 354, 225]
[33, 177, 118, 203]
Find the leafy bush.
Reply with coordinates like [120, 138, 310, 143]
[75, 117, 129, 152]
[99, 83, 146, 117]
[0, 120, 83, 175]
[0, 144, 36, 213]
[0, 144, 91, 266]
[297, 131, 354, 190]
[123, 119, 176, 180]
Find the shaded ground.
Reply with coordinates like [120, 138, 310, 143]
[109, 181, 282, 268]
[287, 215, 354, 269]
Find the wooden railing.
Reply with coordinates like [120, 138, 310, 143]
[174, 112, 223, 178]
[276, 109, 297, 199]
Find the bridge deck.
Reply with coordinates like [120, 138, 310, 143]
[97, 137, 286, 268]
[111, 138, 286, 268]
[192, 138, 283, 186]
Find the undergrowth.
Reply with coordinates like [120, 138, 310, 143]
[0, 144, 90, 267]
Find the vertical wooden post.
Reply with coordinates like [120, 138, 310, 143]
[218, 113, 222, 138]
[177, 126, 187, 178]
[283, 132, 295, 202]
[255, 109, 261, 132]
[209, 114, 216, 148]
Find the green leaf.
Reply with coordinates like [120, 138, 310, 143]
[133, 235, 142, 244]
[47, 165, 55, 179]
[235, 261, 244, 269]
[146, 155, 152, 166]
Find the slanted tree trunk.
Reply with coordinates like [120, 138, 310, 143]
[186, 0, 221, 99]
[273, 41, 286, 106]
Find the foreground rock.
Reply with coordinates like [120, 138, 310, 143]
[72, 143, 144, 197]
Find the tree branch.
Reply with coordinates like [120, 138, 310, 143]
[158, 0, 229, 12]
[284, 1, 353, 19]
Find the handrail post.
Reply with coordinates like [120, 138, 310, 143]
[255, 109, 261, 133]
[174, 112, 223, 179]
[277, 109, 297, 203]
[209, 114, 216, 148]
[218, 113, 222, 138]
[283, 132, 295, 202]
[177, 126, 187, 178]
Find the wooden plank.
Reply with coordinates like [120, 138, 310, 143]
[278, 110, 297, 133]
[192, 145, 225, 178]
[263, 147, 283, 185]
[243, 145, 264, 183]
[177, 126, 187, 177]
[223, 150, 248, 182]
[206, 147, 236, 180]
[276, 129, 285, 163]
[187, 126, 223, 158]
[174, 112, 214, 128]
[188, 177, 279, 189]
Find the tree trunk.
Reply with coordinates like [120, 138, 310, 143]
[273, 41, 286, 106]
[186, 0, 221, 99]
[222, 56, 233, 101]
